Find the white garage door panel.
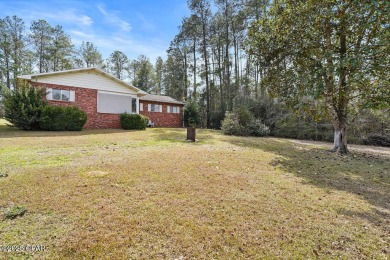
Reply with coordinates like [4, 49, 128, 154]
[98, 92, 132, 114]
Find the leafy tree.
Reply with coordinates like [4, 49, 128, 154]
[132, 55, 154, 92]
[153, 56, 164, 94]
[49, 25, 74, 71]
[78, 41, 104, 68]
[106, 50, 128, 80]
[180, 15, 200, 99]
[247, 0, 390, 153]
[163, 54, 186, 100]
[29, 20, 52, 73]
[2, 83, 46, 130]
[0, 17, 12, 89]
[0, 16, 26, 89]
[188, 0, 212, 127]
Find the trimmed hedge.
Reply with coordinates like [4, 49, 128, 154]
[120, 113, 148, 130]
[40, 105, 87, 131]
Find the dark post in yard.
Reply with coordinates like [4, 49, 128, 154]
[186, 127, 196, 142]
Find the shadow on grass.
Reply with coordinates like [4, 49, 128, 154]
[226, 136, 390, 233]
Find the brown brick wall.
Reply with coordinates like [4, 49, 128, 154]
[31, 82, 121, 129]
[30, 82, 184, 129]
[139, 101, 184, 128]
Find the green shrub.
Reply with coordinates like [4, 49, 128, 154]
[273, 114, 333, 141]
[221, 112, 250, 136]
[184, 101, 200, 127]
[247, 119, 270, 137]
[364, 134, 390, 147]
[0, 87, 4, 118]
[2, 84, 46, 130]
[64, 106, 88, 131]
[40, 106, 87, 131]
[120, 113, 148, 130]
[235, 107, 254, 126]
[4, 205, 27, 219]
[209, 110, 225, 129]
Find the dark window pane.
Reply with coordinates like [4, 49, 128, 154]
[132, 98, 137, 113]
[52, 89, 61, 100]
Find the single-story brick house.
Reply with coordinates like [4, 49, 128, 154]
[18, 67, 185, 129]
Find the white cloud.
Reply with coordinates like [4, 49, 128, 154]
[39, 9, 93, 26]
[9, 5, 93, 28]
[97, 4, 132, 32]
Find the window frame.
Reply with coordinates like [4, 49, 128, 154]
[47, 88, 75, 102]
[148, 104, 162, 112]
[167, 105, 180, 114]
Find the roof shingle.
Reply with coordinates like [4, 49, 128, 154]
[139, 94, 185, 105]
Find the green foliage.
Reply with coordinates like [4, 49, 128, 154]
[364, 134, 390, 147]
[2, 84, 46, 130]
[184, 101, 200, 127]
[0, 86, 4, 118]
[209, 110, 225, 129]
[107, 50, 129, 79]
[40, 105, 87, 131]
[78, 41, 104, 68]
[221, 112, 249, 136]
[247, 0, 390, 152]
[273, 115, 333, 142]
[131, 55, 154, 92]
[247, 119, 270, 137]
[4, 205, 27, 219]
[221, 111, 269, 137]
[235, 107, 254, 126]
[120, 113, 148, 130]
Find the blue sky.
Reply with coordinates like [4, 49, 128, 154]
[0, 0, 190, 62]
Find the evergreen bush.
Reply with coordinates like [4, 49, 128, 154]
[184, 101, 200, 127]
[120, 113, 148, 130]
[2, 85, 46, 130]
[40, 106, 87, 131]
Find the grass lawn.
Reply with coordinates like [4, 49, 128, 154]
[0, 118, 389, 259]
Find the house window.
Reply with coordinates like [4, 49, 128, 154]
[132, 98, 137, 113]
[139, 102, 143, 112]
[167, 106, 180, 114]
[148, 104, 162, 112]
[47, 88, 75, 102]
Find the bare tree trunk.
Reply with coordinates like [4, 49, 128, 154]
[259, 67, 264, 98]
[193, 37, 197, 99]
[218, 43, 224, 111]
[201, 19, 210, 128]
[184, 52, 188, 100]
[332, 115, 348, 154]
[332, 7, 349, 154]
[225, 18, 231, 110]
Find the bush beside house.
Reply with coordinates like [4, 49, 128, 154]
[120, 114, 148, 130]
[40, 106, 87, 131]
[2, 84, 86, 131]
[2, 85, 46, 130]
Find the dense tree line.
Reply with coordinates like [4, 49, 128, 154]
[0, 15, 159, 92]
[166, 0, 389, 153]
[1, 0, 389, 153]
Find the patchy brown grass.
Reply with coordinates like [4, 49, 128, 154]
[0, 119, 389, 259]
